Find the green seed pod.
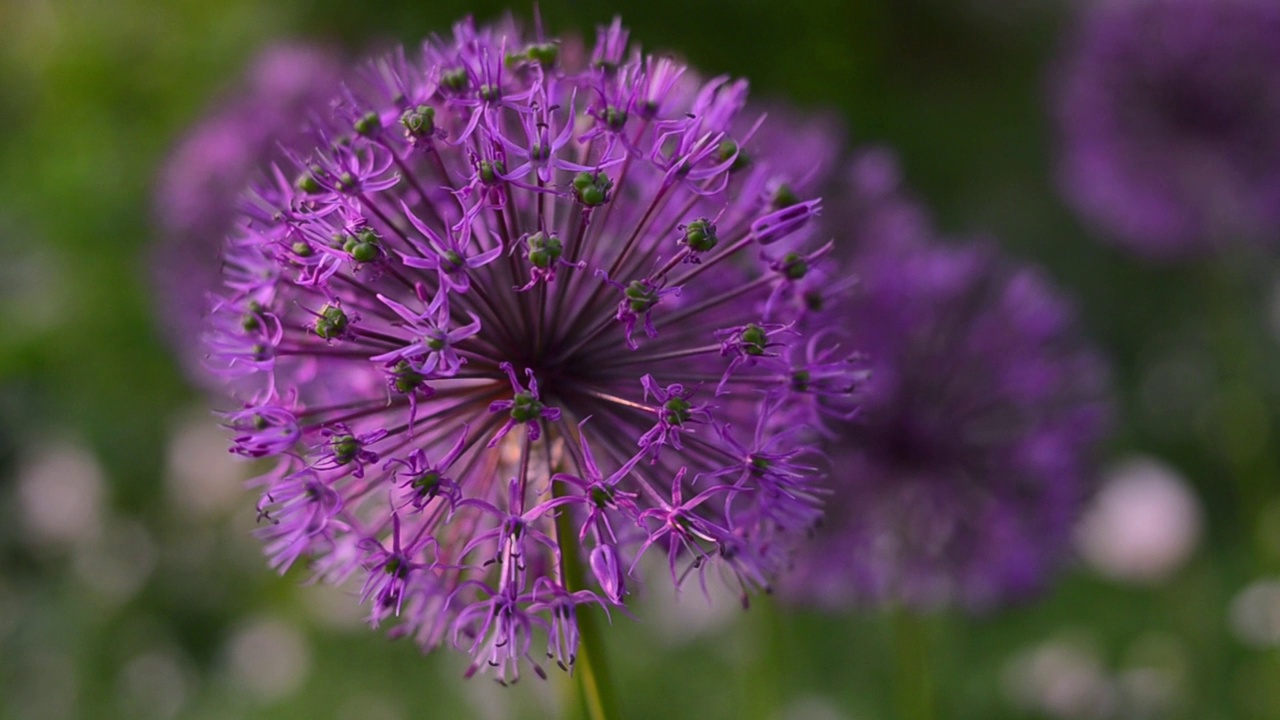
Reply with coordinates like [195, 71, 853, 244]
[779, 252, 808, 280]
[391, 360, 426, 394]
[354, 111, 381, 137]
[772, 183, 799, 208]
[510, 392, 545, 422]
[741, 323, 768, 356]
[683, 218, 718, 253]
[663, 396, 692, 425]
[331, 435, 359, 464]
[400, 105, 436, 138]
[572, 171, 613, 207]
[527, 42, 559, 67]
[294, 167, 322, 194]
[441, 67, 469, 92]
[314, 304, 349, 340]
[527, 232, 563, 269]
[604, 106, 628, 132]
[625, 280, 658, 313]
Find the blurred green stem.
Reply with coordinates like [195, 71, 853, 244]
[745, 594, 786, 720]
[891, 607, 934, 720]
[554, 487, 622, 720]
[1207, 260, 1277, 565]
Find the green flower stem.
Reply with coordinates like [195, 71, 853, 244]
[891, 607, 934, 720]
[554, 486, 623, 720]
[745, 594, 786, 720]
[1207, 259, 1278, 566]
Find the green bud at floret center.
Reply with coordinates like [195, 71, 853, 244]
[772, 183, 799, 208]
[780, 252, 808, 280]
[400, 105, 436, 137]
[664, 397, 692, 425]
[354, 111, 381, 137]
[441, 68, 469, 92]
[527, 42, 559, 67]
[683, 218, 718, 253]
[391, 361, 425, 394]
[479, 160, 505, 184]
[573, 171, 613, 207]
[412, 470, 441, 495]
[625, 280, 658, 313]
[332, 435, 359, 464]
[510, 392, 544, 423]
[527, 232, 563, 269]
[590, 485, 616, 508]
[741, 323, 768, 356]
[791, 369, 811, 391]
[294, 167, 322, 194]
[314, 304, 349, 340]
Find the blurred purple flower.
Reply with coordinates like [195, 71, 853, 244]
[785, 158, 1112, 610]
[153, 44, 342, 382]
[203, 16, 862, 682]
[1055, 0, 1280, 258]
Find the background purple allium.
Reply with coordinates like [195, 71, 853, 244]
[203, 17, 862, 681]
[1054, 0, 1280, 259]
[154, 44, 341, 381]
[785, 155, 1111, 610]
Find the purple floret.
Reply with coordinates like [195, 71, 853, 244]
[200, 16, 862, 682]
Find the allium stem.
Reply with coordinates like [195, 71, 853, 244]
[554, 482, 623, 720]
[743, 594, 785, 720]
[891, 608, 934, 720]
[1208, 259, 1279, 562]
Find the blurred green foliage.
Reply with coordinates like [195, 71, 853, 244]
[2, 0, 1280, 718]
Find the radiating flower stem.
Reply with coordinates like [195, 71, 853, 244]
[891, 607, 934, 720]
[554, 483, 622, 720]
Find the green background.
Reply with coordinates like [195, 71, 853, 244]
[2, 0, 1279, 717]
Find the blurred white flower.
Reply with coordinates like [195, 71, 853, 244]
[636, 555, 741, 646]
[165, 408, 246, 517]
[302, 583, 366, 631]
[225, 616, 310, 700]
[1229, 579, 1280, 648]
[10, 648, 79, 720]
[72, 518, 156, 605]
[1076, 456, 1202, 584]
[117, 648, 193, 720]
[782, 695, 850, 720]
[1004, 638, 1117, 719]
[1119, 633, 1187, 718]
[16, 441, 105, 547]
[1117, 667, 1177, 719]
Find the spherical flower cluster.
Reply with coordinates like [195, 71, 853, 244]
[204, 17, 861, 681]
[785, 157, 1111, 610]
[1055, 0, 1280, 258]
[155, 45, 341, 381]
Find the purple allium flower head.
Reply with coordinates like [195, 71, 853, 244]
[1055, 0, 1280, 258]
[785, 159, 1111, 610]
[155, 44, 343, 383]
[203, 16, 862, 682]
